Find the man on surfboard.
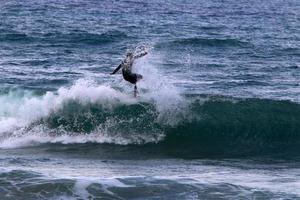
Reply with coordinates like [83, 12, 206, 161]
[110, 49, 148, 97]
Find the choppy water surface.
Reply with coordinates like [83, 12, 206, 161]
[0, 0, 300, 199]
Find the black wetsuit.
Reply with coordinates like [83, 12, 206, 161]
[122, 68, 143, 84]
[111, 52, 147, 85]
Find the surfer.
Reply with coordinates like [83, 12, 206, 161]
[110, 50, 148, 97]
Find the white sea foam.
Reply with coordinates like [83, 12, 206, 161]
[0, 80, 140, 148]
[134, 52, 188, 125]
[0, 123, 165, 149]
[0, 53, 185, 148]
[1, 80, 135, 129]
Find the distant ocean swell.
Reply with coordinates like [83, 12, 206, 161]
[0, 29, 253, 49]
[158, 37, 253, 48]
[0, 30, 127, 44]
[0, 80, 299, 157]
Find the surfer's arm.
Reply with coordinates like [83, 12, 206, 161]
[134, 52, 148, 59]
[110, 64, 122, 75]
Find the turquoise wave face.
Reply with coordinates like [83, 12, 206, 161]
[163, 96, 300, 157]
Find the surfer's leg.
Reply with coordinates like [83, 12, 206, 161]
[123, 71, 141, 84]
[134, 84, 138, 97]
[133, 74, 142, 97]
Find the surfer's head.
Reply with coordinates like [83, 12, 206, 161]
[126, 52, 133, 58]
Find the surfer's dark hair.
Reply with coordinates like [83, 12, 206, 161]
[126, 52, 133, 57]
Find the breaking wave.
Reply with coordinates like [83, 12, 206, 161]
[0, 78, 300, 157]
[0, 54, 300, 157]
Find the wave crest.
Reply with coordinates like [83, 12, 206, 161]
[1, 79, 300, 157]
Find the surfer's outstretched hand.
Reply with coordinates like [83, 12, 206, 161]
[134, 44, 151, 56]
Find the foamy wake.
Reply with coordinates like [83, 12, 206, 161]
[0, 53, 186, 148]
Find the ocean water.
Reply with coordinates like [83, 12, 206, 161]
[0, 0, 300, 199]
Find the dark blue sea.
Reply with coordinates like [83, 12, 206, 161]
[0, 0, 300, 199]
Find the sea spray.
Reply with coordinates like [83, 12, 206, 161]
[0, 65, 185, 148]
[134, 51, 188, 126]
